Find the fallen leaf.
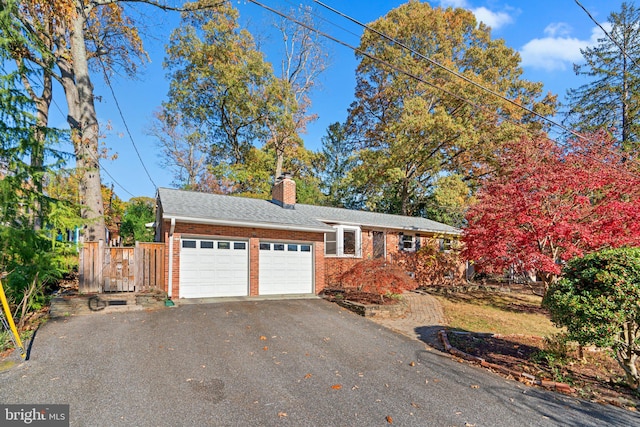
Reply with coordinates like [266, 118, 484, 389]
[304, 373, 312, 379]
[352, 385, 359, 390]
[465, 423, 476, 427]
[278, 412, 287, 418]
[386, 415, 393, 424]
[411, 402, 420, 408]
[471, 384, 480, 389]
[409, 361, 416, 367]
[263, 346, 268, 351]
[260, 336, 267, 341]
[331, 384, 342, 390]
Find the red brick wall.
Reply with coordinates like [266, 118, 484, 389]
[324, 230, 440, 286]
[161, 221, 324, 299]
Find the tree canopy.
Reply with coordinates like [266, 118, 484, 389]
[463, 132, 640, 290]
[346, 1, 556, 216]
[566, 2, 640, 152]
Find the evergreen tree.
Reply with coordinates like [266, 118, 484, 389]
[566, 2, 640, 152]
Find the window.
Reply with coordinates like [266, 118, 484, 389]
[217, 241, 230, 250]
[288, 244, 298, 251]
[274, 244, 285, 251]
[324, 225, 361, 257]
[182, 240, 196, 248]
[260, 243, 271, 250]
[300, 245, 311, 252]
[200, 241, 214, 249]
[401, 234, 416, 252]
[234, 242, 246, 250]
[325, 230, 337, 255]
[439, 238, 456, 252]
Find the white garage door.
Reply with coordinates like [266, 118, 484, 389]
[180, 238, 248, 298]
[259, 242, 313, 295]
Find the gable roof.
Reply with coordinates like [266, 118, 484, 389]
[157, 187, 460, 235]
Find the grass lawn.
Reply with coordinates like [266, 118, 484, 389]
[431, 288, 638, 409]
[434, 290, 561, 336]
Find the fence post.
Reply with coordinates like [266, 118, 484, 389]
[134, 242, 142, 291]
[96, 239, 105, 293]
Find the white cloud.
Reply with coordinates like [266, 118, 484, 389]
[519, 23, 607, 71]
[472, 7, 513, 29]
[439, 1, 514, 30]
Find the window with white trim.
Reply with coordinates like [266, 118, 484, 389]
[324, 225, 361, 257]
[401, 234, 416, 252]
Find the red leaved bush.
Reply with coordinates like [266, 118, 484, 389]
[337, 259, 417, 297]
[393, 240, 464, 287]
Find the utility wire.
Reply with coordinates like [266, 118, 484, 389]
[574, 0, 640, 70]
[246, 0, 640, 179]
[314, 0, 586, 142]
[42, 76, 137, 199]
[80, 5, 158, 192]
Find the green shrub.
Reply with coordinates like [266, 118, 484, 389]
[543, 247, 640, 390]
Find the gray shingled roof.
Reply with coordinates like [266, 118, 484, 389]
[158, 188, 332, 232]
[158, 187, 460, 235]
[294, 203, 460, 235]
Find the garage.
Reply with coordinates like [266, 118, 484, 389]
[179, 238, 249, 298]
[259, 242, 314, 295]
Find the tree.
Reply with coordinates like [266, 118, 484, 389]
[318, 122, 357, 207]
[463, 132, 640, 291]
[566, 2, 640, 152]
[8, 0, 154, 241]
[148, 107, 208, 190]
[120, 197, 154, 245]
[0, 0, 78, 324]
[347, 1, 556, 216]
[543, 247, 640, 390]
[266, 5, 328, 179]
[162, 1, 273, 186]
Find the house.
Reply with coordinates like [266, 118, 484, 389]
[155, 175, 460, 300]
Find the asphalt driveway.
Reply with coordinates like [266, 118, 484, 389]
[0, 299, 637, 426]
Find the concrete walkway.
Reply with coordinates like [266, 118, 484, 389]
[369, 291, 446, 347]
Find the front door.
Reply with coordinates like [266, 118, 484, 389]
[373, 231, 385, 259]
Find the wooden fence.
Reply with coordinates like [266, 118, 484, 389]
[79, 241, 165, 293]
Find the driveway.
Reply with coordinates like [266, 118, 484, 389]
[0, 299, 637, 426]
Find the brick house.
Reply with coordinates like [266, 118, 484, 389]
[155, 175, 460, 300]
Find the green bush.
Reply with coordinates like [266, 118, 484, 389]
[543, 247, 640, 390]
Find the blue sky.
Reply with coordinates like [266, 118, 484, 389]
[52, 0, 627, 200]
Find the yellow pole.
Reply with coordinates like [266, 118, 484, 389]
[0, 279, 25, 358]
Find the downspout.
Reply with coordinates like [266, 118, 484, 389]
[167, 217, 176, 302]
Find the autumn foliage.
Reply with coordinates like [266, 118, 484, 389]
[463, 132, 640, 290]
[336, 259, 417, 298]
[393, 239, 464, 287]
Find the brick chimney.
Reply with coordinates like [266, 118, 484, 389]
[271, 173, 296, 209]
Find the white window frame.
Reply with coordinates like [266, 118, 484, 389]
[325, 225, 362, 257]
[401, 234, 417, 252]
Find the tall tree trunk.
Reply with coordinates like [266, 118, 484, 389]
[67, 5, 105, 242]
[30, 69, 52, 231]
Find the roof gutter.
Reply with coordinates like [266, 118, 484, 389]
[167, 217, 176, 300]
[162, 214, 333, 233]
[314, 218, 461, 236]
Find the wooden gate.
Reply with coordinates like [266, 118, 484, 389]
[79, 241, 165, 293]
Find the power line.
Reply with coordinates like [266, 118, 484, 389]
[43, 77, 137, 199]
[574, 0, 640, 70]
[246, 0, 640, 179]
[314, 0, 587, 143]
[79, 5, 158, 192]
